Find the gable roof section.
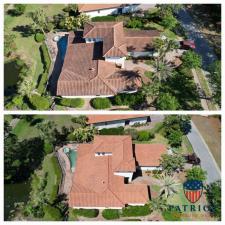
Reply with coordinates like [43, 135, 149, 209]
[69, 135, 148, 208]
[83, 22, 127, 57]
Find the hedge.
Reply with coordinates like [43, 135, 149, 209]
[91, 98, 111, 109]
[99, 126, 124, 135]
[102, 209, 120, 220]
[162, 210, 182, 221]
[43, 205, 62, 221]
[37, 43, 51, 94]
[56, 98, 84, 108]
[109, 92, 145, 109]
[29, 94, 51, 110]
[91, 15, 116, 22]
[124, 128, 138, 140]
[72, 208, 99, 218]
[137, 130, 155, 142]
[35, 32, 45, 43]
[121, 205, 151, 217]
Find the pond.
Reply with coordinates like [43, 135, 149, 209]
[4, 181, 31, 221]
[4, 60, 20, 97]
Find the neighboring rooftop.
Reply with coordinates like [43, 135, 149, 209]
[87, 115, 149, 124]
[78, 4, 122, 12]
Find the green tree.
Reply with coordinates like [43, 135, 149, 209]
[160, 153, 186, 174]
[36, 120, 56, 142]
[208, 60, 221, 106]
[4, 32, 17, 57]
[30, 9, 48, 35]
[167, 129, 183, 147]
[181, 50, 202, 69]
[148, 197, 168, 212]
[17, 76, 35, 97]
[127, 18, 143, 28]
[12, 4, 26, 16]
[160, 14, 178, 30]
[186, 166, 207, 181]
[156, 93, 180, 110]
[159, 174, 180, 198]
[205, 180, 221, 220]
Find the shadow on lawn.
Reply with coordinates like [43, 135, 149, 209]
[12, 25, 35, 37]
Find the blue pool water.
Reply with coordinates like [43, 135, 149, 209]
[57, 36, 68, 61]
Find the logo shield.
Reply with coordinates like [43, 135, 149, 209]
[183, 180, 203, 203]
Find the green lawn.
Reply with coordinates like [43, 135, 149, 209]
[4, 4, 66, 83]
[181, 136, 194, 154]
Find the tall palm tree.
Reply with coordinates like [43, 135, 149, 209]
[159, 174, 180, 198]
[148, 197, 168, 212]
[153, 61, 173, 82]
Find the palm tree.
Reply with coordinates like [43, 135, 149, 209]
[159, 174, 180, 198]
[148, 197, 168, 212]
[153, 61, 173, 82]
[141, 82, 160, 105]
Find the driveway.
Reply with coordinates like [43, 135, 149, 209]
[187, 121, 220, 184]
[177, 8, 217, 68]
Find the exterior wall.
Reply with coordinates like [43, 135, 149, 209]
[62, 95, 114, 99]
[105, 57, 126, 68]
[122, 4, 140, 13]
[85, 37, 103, 43]
[128, 51, 154, 58]
[138, 166, 162, 171]
[84, 8, 119, 18]
[92, 116, 148, 130]
[114, 171, 133, 182]
[72, 206, 123, 209]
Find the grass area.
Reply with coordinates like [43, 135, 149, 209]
[134, 133, 168, 146]
[42, 154, 62, 202]
[12, 119, 39, 140]
[4, 4, 65, 83]
[144, 71, 153, 79]
[181, 136, 194, 154]
[194, 68, 217, 110]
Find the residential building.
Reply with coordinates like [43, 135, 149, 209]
[56, 22, 160, 97]
[69, 135, 167, 209]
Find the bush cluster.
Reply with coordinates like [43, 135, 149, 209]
[56, 98, 84, 108]
[102, 209, 120, 220]
[29, 94, 51, 110]
[121, 205, 151, 217]
[91, 98, 111, 109]
[91, 15, 116, 22]
[99, 126, 124, 135]
[137, 130, 155, 141]
[37, 43, 51, 94]
[35, 33, 45, 43]
[72, 208, 99, 218]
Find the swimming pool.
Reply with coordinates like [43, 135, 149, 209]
[57, 36, 68, 61]
[63, 147, 77, 172]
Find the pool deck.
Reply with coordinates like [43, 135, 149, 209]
[56, 144, 78, 196]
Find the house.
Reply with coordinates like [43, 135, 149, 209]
[77, 4, 153, 18]
[87, 115, 151, 129]
[56, 22, 160, 97]
[69, 135, 167, 209]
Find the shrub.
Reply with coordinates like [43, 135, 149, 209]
[181, 50, 202, 69]
[37, 43, 51, 94]
[121, 205, 150, 217]
[72, 208, 99, 218]
[91, 98, 111, 109]
[71, 116, 87, 126]
[102, 209, 120, 220]
[92, 15, 116, 22]
[44, 140, 54, 154]
[56, 98, 84, 108]
[162, 210, 182, 221]
[99, 126, 124, 135]
[29, 94, 51, 110]
[156, 93, 180, 110]
[137, 130, 155, 141]
[127, 18, 143, 29]
[35, 33, 45, 42]
[167, 130, 183, 147]
[186, 166, 207, 181]
[43, 205, 62, 221]
[124, 128, 138, 140]
[10, 4, 26, 16]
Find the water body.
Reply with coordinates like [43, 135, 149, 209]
[4, 181, 31, 220]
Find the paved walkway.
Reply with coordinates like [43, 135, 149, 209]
[177, 8, 217, 68]
[187, 121, 220, 184]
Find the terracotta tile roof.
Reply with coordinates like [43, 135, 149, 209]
[87, 115, 148, 124]
[69, 135, 149, 208]
[57, 32, 140, 96]
[135, 144, 167, 167]
[78, 4, 122, 12]
[125, 29, 160, 52]
[83, 22, 127, 57]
